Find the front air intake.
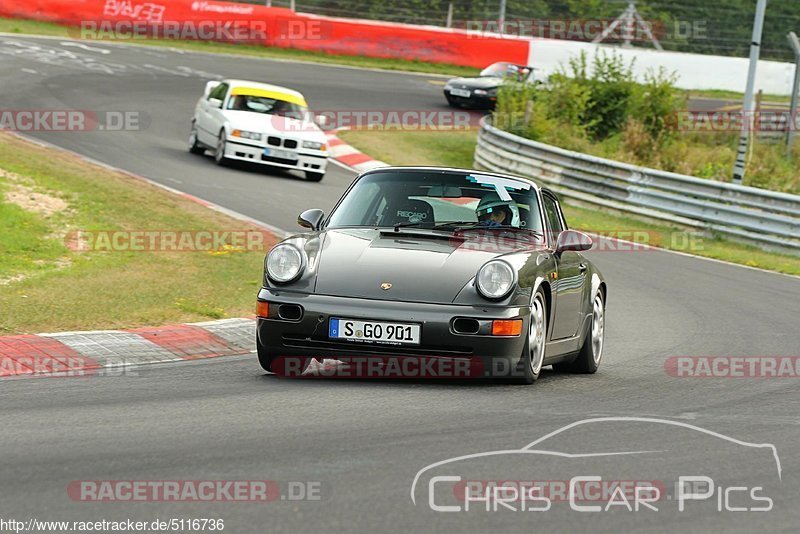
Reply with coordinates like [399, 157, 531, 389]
[278, 304, 303, 321]
[452, 318, 480, 335]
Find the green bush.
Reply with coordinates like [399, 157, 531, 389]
[492, 78, 539, 137]
[631, 67, 685, 141]
[578, 51, 637, 139]
[490, 50, 800, 193]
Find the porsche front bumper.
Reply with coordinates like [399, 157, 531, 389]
[256, 288, 531, 378]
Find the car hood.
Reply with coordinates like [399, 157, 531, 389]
[312, 228, 530, 303]
[223, 110, 326, 142]
[446, 76, 502, 90]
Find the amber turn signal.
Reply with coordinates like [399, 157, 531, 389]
[256, 300, 269, 318]
[491, 319, 523, 336]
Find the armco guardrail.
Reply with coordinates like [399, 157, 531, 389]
[474, 118, 800, 254]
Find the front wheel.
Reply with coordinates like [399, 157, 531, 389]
[305, 171, 324, 182]
[188, 122, 204, 154]
[555, 290, 605, 374]
[509, 288, 546, 384]
[214, 130, 229, 166]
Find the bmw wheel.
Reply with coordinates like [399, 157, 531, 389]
[188, 121, 204, 154]
[214, 130, 229, 166]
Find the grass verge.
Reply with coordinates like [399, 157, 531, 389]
[686, 88, 791, 105]
[338, 128, 800, 276]
[0, 17, 478, 77]
[0, 132, 276, 334]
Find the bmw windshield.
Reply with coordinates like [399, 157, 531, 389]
[226, 94, 308, 117]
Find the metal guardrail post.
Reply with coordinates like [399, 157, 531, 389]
[787, 32, 800, 158]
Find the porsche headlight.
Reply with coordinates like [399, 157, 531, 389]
[232, 130, 262, 141]
[302, 140, 326, 150]
[266, 244, 304, 283]
[475, 260, 516, 299]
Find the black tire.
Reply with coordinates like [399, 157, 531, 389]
[257, 344, 309, 376]
[554, 290, 605, 374]
[305, 171, 324, 182]
[507, 288, 547, 384]
[214, 130, 229, 166]
[188, 122, 204, 154]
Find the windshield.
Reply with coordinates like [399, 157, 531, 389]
[479, 62, 532, 81]
[480, 62, 514, 77]
[226, 94, 308, 117]
[327, 170, 543, 235]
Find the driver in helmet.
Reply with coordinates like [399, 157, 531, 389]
[476, 192, 518, 227]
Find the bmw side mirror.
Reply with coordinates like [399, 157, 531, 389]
[208, 98, 223, 109]
[555, 230, 593, 253]
[298, 209, 325, 230]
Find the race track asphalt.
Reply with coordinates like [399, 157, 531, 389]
[1, 35, 799, 533]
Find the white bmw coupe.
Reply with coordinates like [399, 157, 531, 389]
[189, 79, 329, 182]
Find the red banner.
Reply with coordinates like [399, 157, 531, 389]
[0, 0, 530, 68]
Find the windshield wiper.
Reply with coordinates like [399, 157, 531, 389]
[433, 221, 543, 238]
[392, 221, 431, 232]
[431, 221, 481, 231]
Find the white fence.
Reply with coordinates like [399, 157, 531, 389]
[526, 39, 797, 96]
[474, 118, 800, 255]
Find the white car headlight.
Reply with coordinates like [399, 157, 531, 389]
[266, 244, 304, 283]
[475, 260, 516, 299]
[232, 130, 262, 141]
[302, 140, 326, 150]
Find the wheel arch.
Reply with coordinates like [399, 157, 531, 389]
[536, 279, 552, 334]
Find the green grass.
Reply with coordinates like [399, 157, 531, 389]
[686, 88, 791, 105]
[0, 133, 277, 334]
[0, 185, 66, 276]
[338, 129, 478, 168]
[338, 128, 800, 276]
[0, 17, 478, 77]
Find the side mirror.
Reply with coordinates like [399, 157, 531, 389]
[208, 98, 223, 109]
[555, 230, 593, 253]
[314, 114, 328, 128]
[298, 208, 325, 230]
